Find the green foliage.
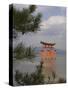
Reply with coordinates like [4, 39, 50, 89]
[15, 70, 23, 85]
[47, 71, 66, 84]
[14, 59, 66, 85]
[15, 63, 44, 85]
[29, 5, 36, 13]
[14, 43, 35, 60]
[13, 5, 42, 34]
[25, 47, 35, 59]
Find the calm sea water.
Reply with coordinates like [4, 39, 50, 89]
[13, 52, 66, 85]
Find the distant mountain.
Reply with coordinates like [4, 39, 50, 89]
[33, 47, 66, 56]
[33, 47, 42, 52]
[56, 49, 66, 56]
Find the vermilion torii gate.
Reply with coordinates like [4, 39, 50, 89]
[40, 41, 56, 82]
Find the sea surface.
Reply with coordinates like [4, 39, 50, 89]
[13, 49, 66, 85]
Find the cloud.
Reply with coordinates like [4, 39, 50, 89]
[13, 4, 66, 20]
[21, 16, 66, 50]
[36, 6, 66, 20]
[13, 16, 66, 50]
[40, 16, 66, 29]
[13, 4, 66, 50]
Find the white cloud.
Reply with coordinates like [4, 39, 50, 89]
[13, 15, 66, 50]
[40, 16, 66, 29]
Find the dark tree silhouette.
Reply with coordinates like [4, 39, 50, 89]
[15, 62, 44, 85]
[13, 5, 42, 35]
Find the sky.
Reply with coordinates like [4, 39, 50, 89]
[13, 4, 66, 50]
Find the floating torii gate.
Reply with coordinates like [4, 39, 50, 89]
[40, 41, 55, 48]
[40, 41, 56, 82]
[40, 41, 56, 59]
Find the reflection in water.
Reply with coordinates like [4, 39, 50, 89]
[39, 47, 56, 82]
[13, 49, 66, 85]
